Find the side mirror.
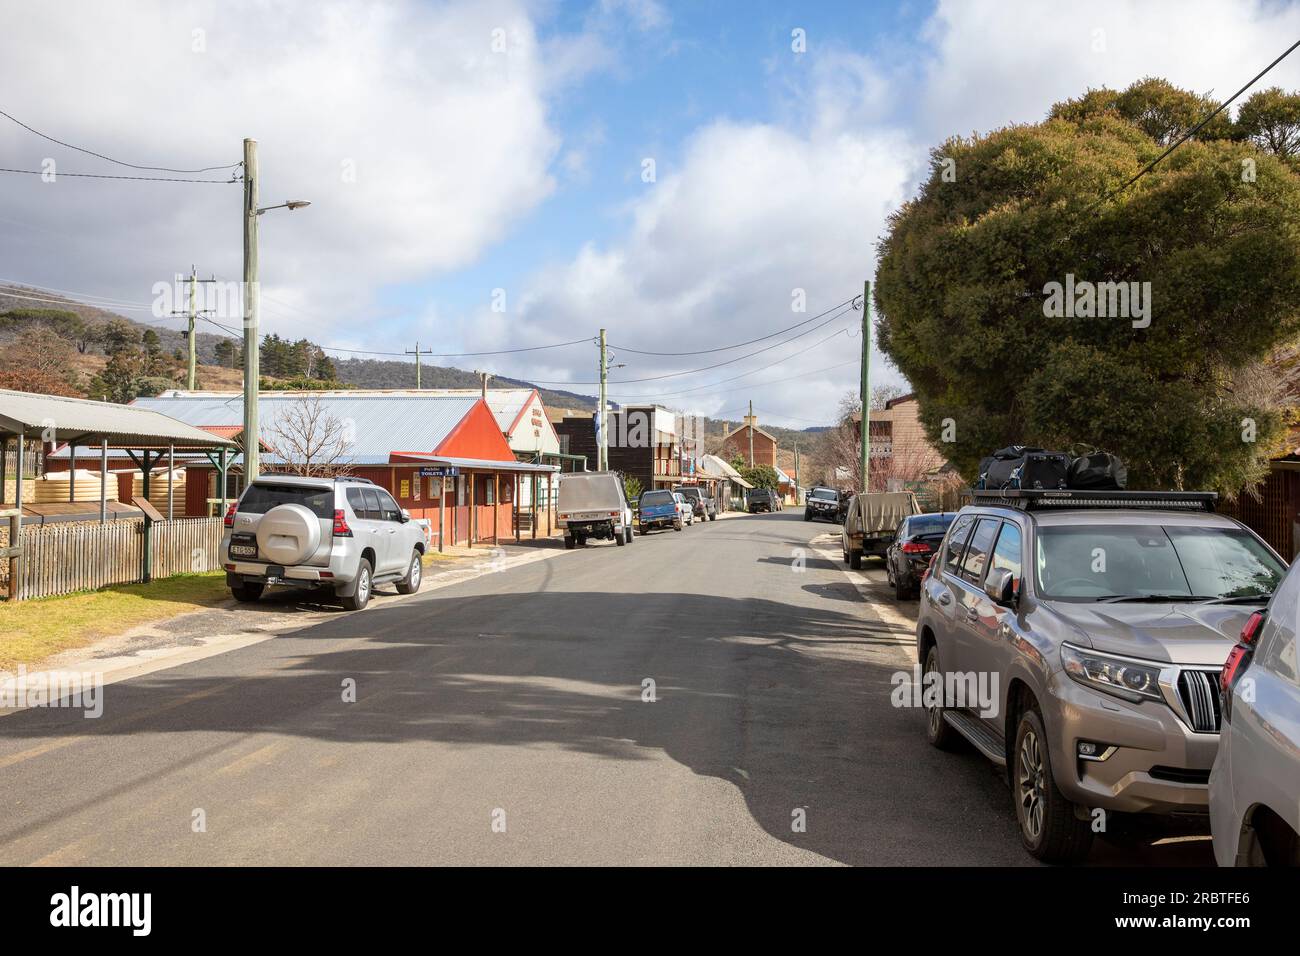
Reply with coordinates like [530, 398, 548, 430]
[984, 567, 1016, 606]
[400, 509, 411, 523]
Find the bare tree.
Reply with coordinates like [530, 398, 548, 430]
[264, 394, 354, 477]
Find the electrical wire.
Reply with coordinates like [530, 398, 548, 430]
[0, 107, 243, 174]
[608, 294, 859, 356]
[0, 167, 237, 183]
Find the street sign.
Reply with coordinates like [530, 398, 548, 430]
[418, 466, 459, 477]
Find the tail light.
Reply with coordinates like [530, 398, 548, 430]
[332, 509, 353, 537]
[1220, 610, 1264, 697]
[902, 540, 932, 554]
[223, 502, 237, 527]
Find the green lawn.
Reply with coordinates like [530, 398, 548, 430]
[0, 572, 229, 671]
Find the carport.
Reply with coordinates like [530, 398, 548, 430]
[0, 389, 237, 600]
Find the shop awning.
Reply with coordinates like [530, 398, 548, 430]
[390, 453, 560, 473]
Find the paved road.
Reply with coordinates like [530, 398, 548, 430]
[0, 513, 1211, 865]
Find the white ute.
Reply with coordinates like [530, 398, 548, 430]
[555, 471, 634, 549]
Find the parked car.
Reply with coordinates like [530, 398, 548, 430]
[1209, 560, 1300, 866]
[885, 512, 958, 599]
[917, 489, 1286, 863]
[637, 488, 682, 534]
[842, 492, 919, 569]
[556, 471, 634, 549]
[804, 486, 845, 523]
[673, 491, 695, 526]
[221, 475, 429, 611]
[675, 485, 717, 521]
[747, 488, 777, 513]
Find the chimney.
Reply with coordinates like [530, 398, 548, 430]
[475, 370, 492, 400]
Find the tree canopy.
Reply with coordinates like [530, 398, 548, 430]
[876, 77, 1300, 492]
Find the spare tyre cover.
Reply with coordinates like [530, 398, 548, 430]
[256, 503, 322, 566]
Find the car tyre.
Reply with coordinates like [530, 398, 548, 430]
[341, 558, 373, 611]
[396, 550, 422, 594]
[564, 534, 575, 550]
[1013, 704, 1094, 864]
[615, 525, 625, 546]
[923, 645, 961, 751]
[849, 550, 863, 570]
[230, 582, 264, 603]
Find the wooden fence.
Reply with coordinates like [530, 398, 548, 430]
[1, 516, 226, 601]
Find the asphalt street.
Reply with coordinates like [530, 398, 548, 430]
[0, 512, 1213, 865]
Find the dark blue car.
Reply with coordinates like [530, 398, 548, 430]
[638, 489, 682, 534]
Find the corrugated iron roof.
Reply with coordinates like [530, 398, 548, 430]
[129, 393, 480, 465]
[0, 388, 235, 447]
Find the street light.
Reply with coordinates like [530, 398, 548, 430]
[242, 135, 311, 483]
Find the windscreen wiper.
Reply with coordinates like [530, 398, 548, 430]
[1098, 594, 1213, 603]
[1200, 594, 1272, 604]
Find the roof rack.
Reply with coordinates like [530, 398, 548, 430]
[969, 488, 1218, 512]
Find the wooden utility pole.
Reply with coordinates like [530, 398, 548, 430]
[406, 342, 433, 389]
[172, 267, 216, 390]
[598, 329, 608, 471]
[860, 280, 871, 495]
[242, 138, 261, 481]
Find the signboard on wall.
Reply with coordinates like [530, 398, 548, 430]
[418, 467, 460, 477]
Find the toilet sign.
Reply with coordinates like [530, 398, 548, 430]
[418, 466, 459, 477]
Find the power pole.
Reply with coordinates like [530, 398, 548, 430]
[171, 267, 216, 390]
[242, 137, 260, 482]
[794, 442, 800, 502]
[406, 341, 433, 389]
[598, 328, 608, 471]
[860, 280, 871, 495]
[748, 399, 755, 467]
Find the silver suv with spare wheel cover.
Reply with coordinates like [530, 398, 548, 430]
[221, 475, 430, 610]
[915, 488, 1286, 864]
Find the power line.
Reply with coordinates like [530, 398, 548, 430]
[0, 107, 243, 174]
[608, 294, 858, 356]
[0, 167, 237, 183]
[613, 357, 861, 406]
[1093, 37, 1300, 208]
[528, 302, 857, 387]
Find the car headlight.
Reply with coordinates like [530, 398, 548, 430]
[1060, 643, 1164, 703]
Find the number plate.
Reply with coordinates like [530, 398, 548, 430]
[230, 544, 258, 558]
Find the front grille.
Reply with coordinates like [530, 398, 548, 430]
[1149, 766, 1211, 785]
[1177, 669, 1221, 733]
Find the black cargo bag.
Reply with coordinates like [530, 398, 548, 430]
[984, 446, 1069, 490]
[1068, 452, 1127, 490]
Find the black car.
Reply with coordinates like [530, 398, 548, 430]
[804, 486, 845, 523]
[885, 512, 957, 599]
[747, 488, 777, 513]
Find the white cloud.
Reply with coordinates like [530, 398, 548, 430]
[0, 0, 562, 339]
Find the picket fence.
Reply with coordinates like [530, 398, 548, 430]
[2, 516, 226, 600]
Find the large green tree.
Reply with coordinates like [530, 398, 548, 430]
[876, 77, 1300, 493]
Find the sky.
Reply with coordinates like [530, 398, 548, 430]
[4, 0, 1300, 429]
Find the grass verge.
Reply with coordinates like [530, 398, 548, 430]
[0, 572, 229, 671]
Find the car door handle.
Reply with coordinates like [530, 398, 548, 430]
[938, 592, 951, 606]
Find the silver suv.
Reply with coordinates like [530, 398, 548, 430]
[221, 475, 430, 610]
[915, 489, 1286, 863]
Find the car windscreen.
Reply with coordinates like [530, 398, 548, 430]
[239, 483, 334, 518]
[810, 488, 838, 500]
[908, 514, 955, 537]
[640, 491, 673, 507]
[1034, 524, 1284, 601]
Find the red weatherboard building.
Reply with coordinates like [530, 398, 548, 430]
[55, 392, 560, 548]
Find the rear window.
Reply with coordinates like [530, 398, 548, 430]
[641, 491, 673, 506]
[944, 514, 975, 572]
[907, 514, 955, 537]
[960, 518, 1001, 583]
[678, 488, 701, 500]
[239, 482, 334, 518]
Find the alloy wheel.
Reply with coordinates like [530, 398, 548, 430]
[1018, 729, 1046, 842]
